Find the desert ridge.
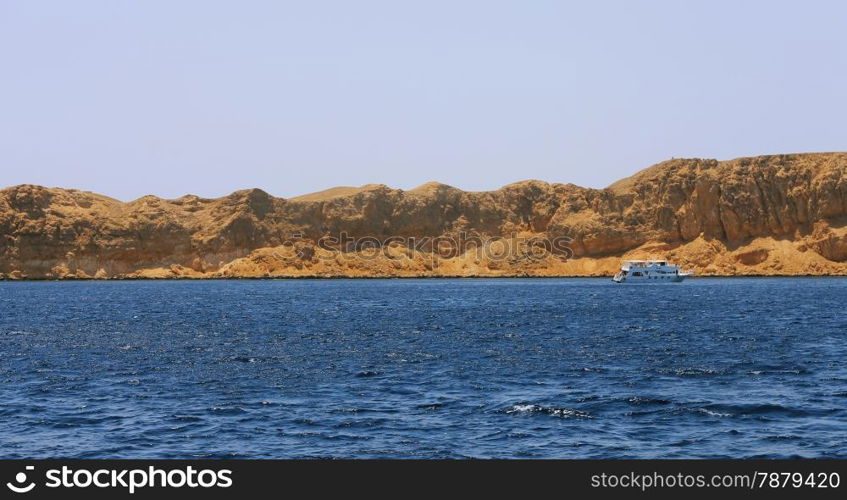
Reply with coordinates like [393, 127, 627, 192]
[1, 153, 846, 279]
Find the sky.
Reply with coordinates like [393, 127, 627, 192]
[1, 1, 845, 200]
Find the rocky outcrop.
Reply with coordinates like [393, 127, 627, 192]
[1, 152, 846, 279]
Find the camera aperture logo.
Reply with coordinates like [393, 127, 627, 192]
[7, 465, 232, 494]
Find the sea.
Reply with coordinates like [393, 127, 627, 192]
[0, 278, 845, 458]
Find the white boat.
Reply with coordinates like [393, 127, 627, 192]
[612, 260, 692, 283]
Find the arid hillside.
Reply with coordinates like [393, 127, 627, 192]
[2, 153, 846, 278]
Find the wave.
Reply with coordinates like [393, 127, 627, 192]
[656, 367, 729, 377]
[501, 404, 591, 419]
[747, 367, 810, 376]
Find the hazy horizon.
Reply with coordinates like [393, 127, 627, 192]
[2, 1, 846, 200]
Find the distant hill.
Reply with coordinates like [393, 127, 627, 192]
[2, 153, 846, 278]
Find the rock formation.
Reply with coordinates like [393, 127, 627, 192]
[1, 153, 846, 279]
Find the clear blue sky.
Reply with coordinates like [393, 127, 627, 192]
[1, 1, 845, 200]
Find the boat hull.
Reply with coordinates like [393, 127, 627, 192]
[613, 275, 687, 283]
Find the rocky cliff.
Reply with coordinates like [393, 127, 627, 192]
[2, 153, 846, 278]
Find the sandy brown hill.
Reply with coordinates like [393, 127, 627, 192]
[1, 152, 846, 279]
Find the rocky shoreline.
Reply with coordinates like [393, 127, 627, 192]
[2, 153, 846, 279]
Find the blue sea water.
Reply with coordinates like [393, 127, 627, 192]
[0, 278, 845, 458]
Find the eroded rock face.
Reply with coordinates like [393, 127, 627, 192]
[1, 153, 846, 278]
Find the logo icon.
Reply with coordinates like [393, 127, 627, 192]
[7, 466, 36, 494]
